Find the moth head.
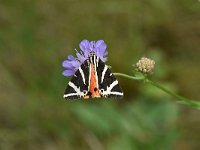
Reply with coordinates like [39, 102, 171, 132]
[89, 51, 96, 56]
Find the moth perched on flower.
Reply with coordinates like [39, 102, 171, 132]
[62, 40, 123, 100]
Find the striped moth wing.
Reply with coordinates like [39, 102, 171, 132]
[63, 55, 123, 100]
[63, 59, 90, 99]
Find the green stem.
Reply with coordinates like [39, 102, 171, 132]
[114, 72, 200, 110]
[146, 80, 200, 109]
[113, 73, 145, 80]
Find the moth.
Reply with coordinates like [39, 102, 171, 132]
[63, 52, 123, 99]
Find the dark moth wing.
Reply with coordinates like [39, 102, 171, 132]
[96, 58, 123, 99]
[63, 60, 90, 100]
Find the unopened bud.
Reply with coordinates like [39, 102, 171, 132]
[135, 57, 155, 73]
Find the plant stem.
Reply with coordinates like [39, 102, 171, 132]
[113, 73, 144, 80]
[146, 79, 200, 109]
[114, 72, 200, 110]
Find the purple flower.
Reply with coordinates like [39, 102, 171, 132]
[62, 39, 108, 76]
[62, 55, 81, 76]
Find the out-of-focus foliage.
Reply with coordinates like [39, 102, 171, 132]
[0, 0, 200, 149]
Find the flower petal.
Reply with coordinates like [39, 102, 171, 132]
[100, 56, 107, 62]
[96, 40, 107, 51]
[95, 40, 105, 48]
[62, 60, 73, 68]
[79, 39, 91, 57]
[71, 60, 81, 68]
[76, 53, 86, 63]
[89, 41, 95, 50]
[94, 40, 107, 59]
[62, 59, 81, 70]
[79, 40, 90, 52]
[67, 55, 76, 61]
[62, 69, 75, 76]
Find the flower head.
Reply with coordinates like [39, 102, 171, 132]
[135, 57, 155, 73]
[62, 39, 108, 76]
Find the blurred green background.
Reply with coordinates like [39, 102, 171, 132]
[0, 0, 200, 149]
